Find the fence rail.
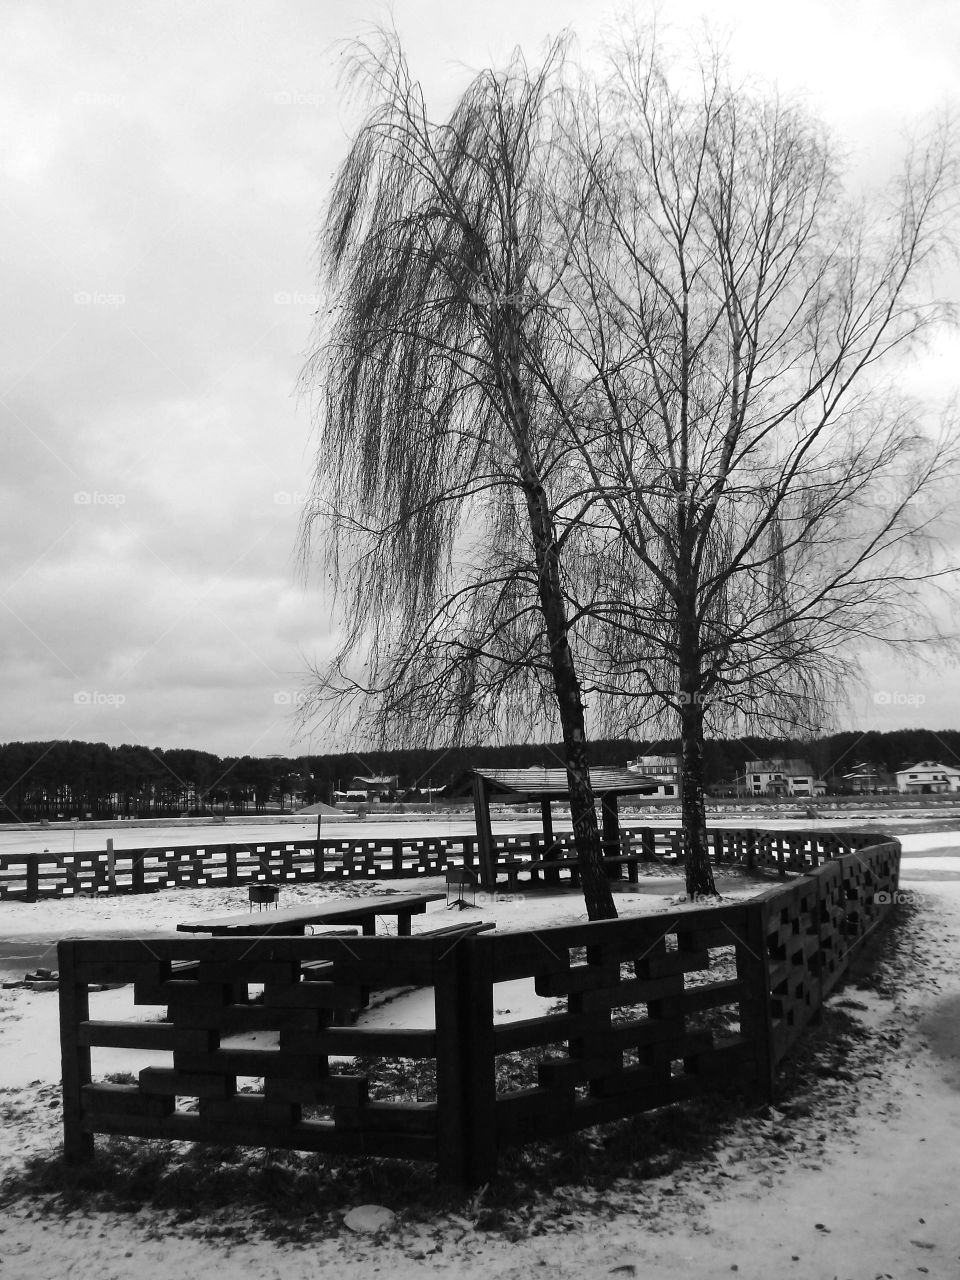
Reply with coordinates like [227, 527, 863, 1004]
[3, 824, 883, 900]
[59, 838, 900, 1183]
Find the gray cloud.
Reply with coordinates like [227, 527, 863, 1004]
[2, 0, 958, 754]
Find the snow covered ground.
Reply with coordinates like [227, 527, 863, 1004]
[1, 827, 958, 1279]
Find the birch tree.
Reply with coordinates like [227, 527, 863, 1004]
[558, 34, 959, 897]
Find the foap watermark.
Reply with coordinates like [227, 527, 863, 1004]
[73, 90, 125, 108]
[875, 889, 928, 908]
[476, 891, 525, 908]
[264, 90, 326, 108]
[74, 691, 126, 708]
[873, 690, 926, 708]
[468, 289, 545, 307]
[74, 491, 126, 506]
[273, 490, 309, 506]
[274, 290, 322, 307]
[677, 691, 717, 706]
[74, 290, 126, 307]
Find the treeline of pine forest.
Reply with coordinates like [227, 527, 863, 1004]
[1, 730, 958, 822]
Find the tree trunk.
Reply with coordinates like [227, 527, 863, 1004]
[504, 330, 617, 921]
[676, 571, 718, 900]
[679, 695, 718, 899]
[525, 500, 617, 920]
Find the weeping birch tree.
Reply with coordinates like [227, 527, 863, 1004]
[555, 34, 960, 897]
[299, 33, 619, 918]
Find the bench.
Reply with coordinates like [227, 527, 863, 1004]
[523, 853, 654, 887]
[526, 857, 581, 886]
[418, 920, 496, 939]
[601, 853, 652, 884]
[177, 891, 444, 938]
[497, 860, 525, 891]
[299, 930, 362, 981]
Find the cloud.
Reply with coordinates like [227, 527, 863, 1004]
[1, 0, 958, 755]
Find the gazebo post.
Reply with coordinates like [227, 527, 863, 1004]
[472, 773, 497, 891]
[601, 793, 622, 881]
[540, 797, 554, 858]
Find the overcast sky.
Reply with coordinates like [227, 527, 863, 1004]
[1, 0, 959, 759]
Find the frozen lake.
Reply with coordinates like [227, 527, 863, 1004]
[1, 807, 956, 857]
[0, 814, 543, 856]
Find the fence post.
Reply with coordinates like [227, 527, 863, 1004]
[57, 940, 94, 1163]
[738, 900, 776, 1103]
[106, 838, 116, 893]
[434, 936, 497, 1186]
[812, 868, 826, 1023]
[460, 937, 497, 1183]
[745, 829, 757, 872]
[641, 828, 656, 863]
[25, 855, 39, 902]
[130, 848, 145, 894]
[712, 829, 724, 866]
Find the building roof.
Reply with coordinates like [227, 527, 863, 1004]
[747, 758, 815, 776]
[627, 755, 680, 773]
[454, 766, 664, 802]
[840, 763, 885, 779]
[897, 760, 960, 775]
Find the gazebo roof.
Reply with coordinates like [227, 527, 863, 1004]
[458, 766, 665, 803]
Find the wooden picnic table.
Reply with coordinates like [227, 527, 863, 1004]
[176, 891, 445, 937]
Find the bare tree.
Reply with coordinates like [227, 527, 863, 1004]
[554, 33, 960, 896]
[298, 32, 620, 919]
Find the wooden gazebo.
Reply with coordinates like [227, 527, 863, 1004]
[457, 767, 664, 889]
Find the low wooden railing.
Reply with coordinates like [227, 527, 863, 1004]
[3, 825, 883, 899]
[59, 839, 900, 1184]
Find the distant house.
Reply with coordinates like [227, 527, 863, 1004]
[414, 785, 445, 801]
[349, 774, 400, 801]
[739, 759, 826, 798]
[837, 763, 893, 794]
[895, 761, 960, 794]
[626, 754, 680, 797]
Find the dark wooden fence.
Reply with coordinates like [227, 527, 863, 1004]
[59, 839, 900, 1184]
[4, 824, 883, 900]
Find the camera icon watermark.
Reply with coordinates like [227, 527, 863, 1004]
[74, 691, 126, 708]
[273, 690, 308, 707]
[273, 491, 309, 505]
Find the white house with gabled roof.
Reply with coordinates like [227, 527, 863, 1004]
[895, 761, 960, 794]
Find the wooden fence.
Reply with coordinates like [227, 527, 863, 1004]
[59, 839, 900, 1184]
[4, 824, 883, 900]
